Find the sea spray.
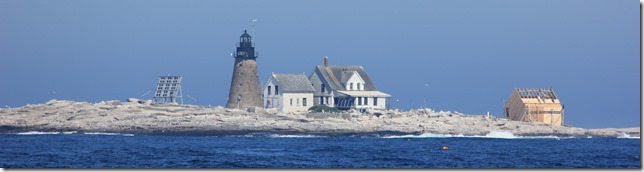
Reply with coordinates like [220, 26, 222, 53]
[62, 131, 78, 135]
[83, 132, 134, 136]
[16, 131, 60, 135]
[618, 132, 640, 139]
[383, 131, 563, 139]
[268, 134, 326, 138]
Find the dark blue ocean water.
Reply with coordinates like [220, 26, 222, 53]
[0, 133, 640, 168]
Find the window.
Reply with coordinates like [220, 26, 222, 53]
[268, 86, 271, 95]
[374, 98, 378, 106]
[320, 97, 324, 105]
[326, 97, 330, 105]
[290, 99, 293, 106]
[297, 99, 300, 106]
[303, 98, 307, 106]
[364, 97, 368, 105]
[357, 83, 361, 91]
[321, 84, 325, 93]
[275, 86, 279, 95]
[350, 83, 354, 90]
[358, 97, 362, 105]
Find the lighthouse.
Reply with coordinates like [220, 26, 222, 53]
[226, 30, 262, 109]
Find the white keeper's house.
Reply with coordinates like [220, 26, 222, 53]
[308, 56, 391, 110]
[262, 74, 315, 113]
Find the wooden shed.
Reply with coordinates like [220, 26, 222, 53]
[504, 88, 564, 126]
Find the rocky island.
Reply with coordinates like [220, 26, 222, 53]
[0, 99, 639, 138]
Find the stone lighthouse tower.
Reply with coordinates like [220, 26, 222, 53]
[226, 30, 262, 109]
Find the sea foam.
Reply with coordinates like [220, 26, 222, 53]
[16, 131, 61, 135]
[383, 131, 563, 139]
[62, 131, 78, 134]
[268, 134, 325, 138]
[618, 133, 640, 139]
[83, 132, 134, 136]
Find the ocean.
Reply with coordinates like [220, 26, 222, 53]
[0, 132, 640, 168]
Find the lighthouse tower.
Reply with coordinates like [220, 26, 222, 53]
[226, 30, 262, 109]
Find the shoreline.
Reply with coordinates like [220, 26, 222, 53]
[0, 99, 639, 138]
[2, 125, 639, 139]
[4, 128, 640, 139]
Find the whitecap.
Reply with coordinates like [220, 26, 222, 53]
[383, 133, 459, 139]
[268, 134, 325, 138]
[62, 131, 78, 135]
[618, 133, 640, 139]
[383, 131, 563, 139]
[16, 131, 60, 135]
[83, 132, 133, 136]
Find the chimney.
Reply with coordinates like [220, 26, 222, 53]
[324, 56, 329, 67]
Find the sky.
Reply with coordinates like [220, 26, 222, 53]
[0, 0, 639, 129]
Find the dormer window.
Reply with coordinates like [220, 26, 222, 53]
[357, 83, 361, 91]
[350, 83, 354, 90]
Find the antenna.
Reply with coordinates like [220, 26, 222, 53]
[186, 95, 198, 102]
[140, 90, 152, 97]
[252, 18, 257, 43]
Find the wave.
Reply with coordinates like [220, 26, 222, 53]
[268, 134, 326, 138]
[83, 132, 134, 136]
[16, 131, 61, 135]
[62, 131, 78, 134]
[14, 131, 133, 136]
[383, 131, 564, 139]
[618, 133, 640, 139]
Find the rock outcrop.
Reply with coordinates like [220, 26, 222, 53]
[0, 99, 639, 137]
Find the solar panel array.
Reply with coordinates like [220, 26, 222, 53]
[153, 76, 183, 104]
[516, 88, 557, 100]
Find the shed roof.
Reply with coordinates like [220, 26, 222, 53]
[514, 88, 560, 104]
[516, 88, 558, 99]
[271, 74, 315, 93]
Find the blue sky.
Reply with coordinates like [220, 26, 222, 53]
[0, 0, 639, 129]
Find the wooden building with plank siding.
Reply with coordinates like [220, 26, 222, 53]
[504, 88, 564, 126]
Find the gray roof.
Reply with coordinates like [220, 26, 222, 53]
[313, 65, 377, 91]
[271, 74, 315, 93]
[515, 88, 558, 99]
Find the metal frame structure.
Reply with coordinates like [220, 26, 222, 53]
[153, 75, 183, 104]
